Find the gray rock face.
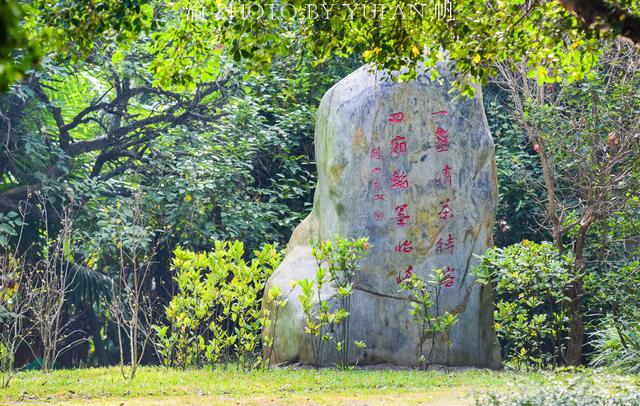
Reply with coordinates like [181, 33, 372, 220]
[263, 65, 501, 368]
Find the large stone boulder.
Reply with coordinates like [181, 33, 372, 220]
[263, 65, 501, 368]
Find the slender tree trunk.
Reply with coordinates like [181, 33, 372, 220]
[565, 282, 584, 365]
[565, 221, 591, 365]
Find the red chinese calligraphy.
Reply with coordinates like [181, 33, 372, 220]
[373, 180, 384, 201]
[395, 240, 413, 254]
[443, 164, 452, 186]
[373, 210, 384, 221]
[388, 112, 404, 123]
[431, 110, 449, 116]
[440, 266, 456, 288]
[436, 234, 455, 254]
[372, 167, 382, 174]
[435, 127, 449, 152]
[371, 146, 381, 160]
[445, 233, 455, 254]
[435, 165, 452, 186]
[391, 170, 409, 190]
[439, 198, 453, 220]
[396, 265, 414, 284]
[394, 203, 411, 226]
[391, 135, 408, 155]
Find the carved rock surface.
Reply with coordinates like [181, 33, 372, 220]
[264, 65, 501, 368]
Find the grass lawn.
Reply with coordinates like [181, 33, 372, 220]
[0, 366, 637, 405]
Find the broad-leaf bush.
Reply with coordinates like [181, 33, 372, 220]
[153, 241, 282, 370]
[474, 241, 576, 369]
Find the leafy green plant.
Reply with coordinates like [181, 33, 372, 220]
[298, 269, 332, 370]
[474, 240, 576, 369]
[399, 271, 458, 370]
[311, 237, 369, 368]
[0, 210, 28, 387]
[590, 315, 640, 373]
[0, 212, 23, 248]
[0, 253, 29, 388]
[588, 260, 640, 371]
[262, 282, 296, 370]
[298, 264, 355, 370]
[483, 94, 544, 247]
[153, 241, 282, 370]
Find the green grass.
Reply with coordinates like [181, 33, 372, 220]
[0, 366, 637, 405]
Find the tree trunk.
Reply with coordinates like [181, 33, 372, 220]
[565, 280, 584, 365]
[565, 221, 591, 365]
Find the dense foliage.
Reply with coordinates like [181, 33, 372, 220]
[475, 241, 576, 369]
[467, 39, 638, 368]
[484, 94, 545, 246]
[0, 29, 357, 373]
[154, 242, 281, 370]
[3, 1, 640, 96]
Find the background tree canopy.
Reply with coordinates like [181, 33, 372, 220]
[2, 0, 640, 94]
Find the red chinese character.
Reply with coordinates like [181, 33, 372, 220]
[435, 165, 452, 187]
[395, 240, 413, 254]
[445, 233, 455, 254]
[391, 135, 408, 155]
[373, 180, 384, 200]
[388, 112, 404, 123]
[373, 210, 384, 221]
[391, 170, 409, 190]
[443, 164, 452, 186]
[439, 198, 453, 220]
[371, 146, 381, 160]
[436, 238, 444, 254]
[396, 265, 414, 284]
[372, 167, 382, 174]
[435, 127, 449, 152]
[434, 171, 442, 186]
[431, 111, 449, 116]
[440, 266, 456, 288]
[394, 203, 411, 226]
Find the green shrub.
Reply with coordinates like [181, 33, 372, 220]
[298, 268, 342, 370]
[298, 236, 369, 369]
[311, 237, 369, 368]
[474, 240, 576, 369]
[590, 315, 640, 373]
[588, 261, 640, 371]
[153, 241, 282, 370]
[399, 270, 458, 370]
[262, 283, 296, 370]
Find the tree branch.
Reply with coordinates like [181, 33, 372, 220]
[557, 0, 640, 44]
